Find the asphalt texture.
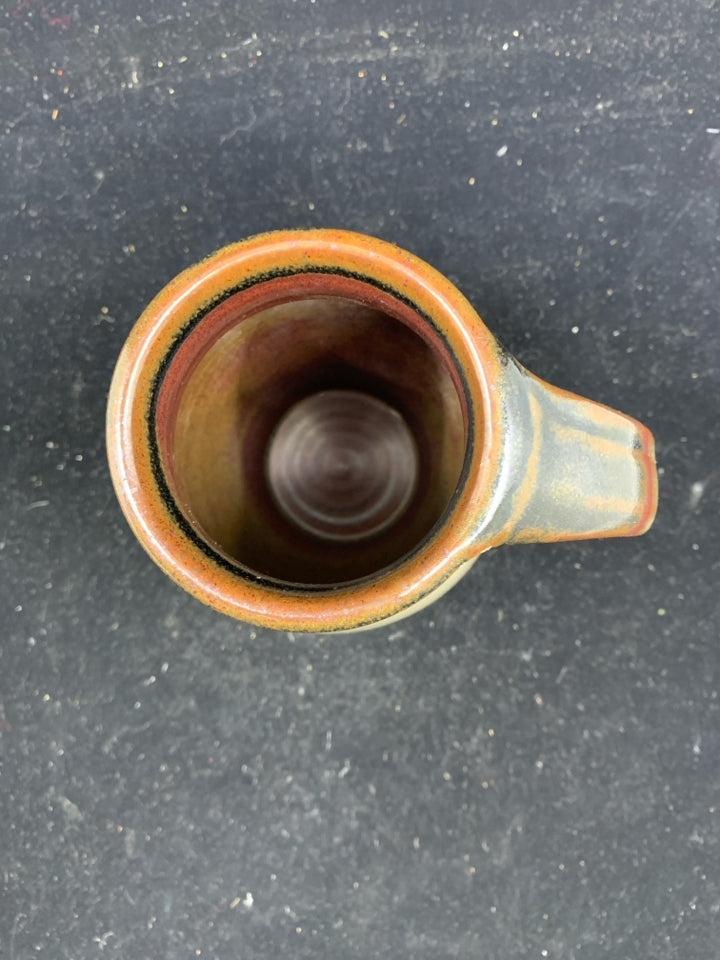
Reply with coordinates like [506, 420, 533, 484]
[2, 1, 720, 957]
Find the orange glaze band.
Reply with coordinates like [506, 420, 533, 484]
[107, 229, 507, 631]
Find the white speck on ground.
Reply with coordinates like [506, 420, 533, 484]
[689, 480, 706, 509]
[496, 144, 508, 157]
[58, 796, 83, 821]
[124, 828, 137, 858]
[92, 931, 114, 949]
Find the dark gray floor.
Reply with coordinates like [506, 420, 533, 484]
[2, 1, 720, 957]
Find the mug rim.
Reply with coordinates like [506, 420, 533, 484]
[106, 228, 506, 630]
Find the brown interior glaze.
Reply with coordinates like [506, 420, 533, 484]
[154, 274, 468, 585]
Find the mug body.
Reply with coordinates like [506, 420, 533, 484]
[107, 229, 504, 631]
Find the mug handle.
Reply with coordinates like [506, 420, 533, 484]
[485, 360, 658, 545]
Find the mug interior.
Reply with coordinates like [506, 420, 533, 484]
[154, 275, 468, 585]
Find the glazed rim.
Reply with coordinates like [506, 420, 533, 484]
[106, 229, 506, 631]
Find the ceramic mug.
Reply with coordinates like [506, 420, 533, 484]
[106, 229, 657, 632]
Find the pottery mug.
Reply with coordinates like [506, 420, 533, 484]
[106, 229, 657, 632]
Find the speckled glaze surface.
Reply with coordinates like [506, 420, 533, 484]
[106, 229, 657, 631]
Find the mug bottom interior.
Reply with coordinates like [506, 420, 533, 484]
[154, 278, 469, 586]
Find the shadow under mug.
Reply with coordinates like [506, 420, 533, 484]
[107, 229, 657, 632]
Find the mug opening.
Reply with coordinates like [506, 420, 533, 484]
[153, 272, 471, 586]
